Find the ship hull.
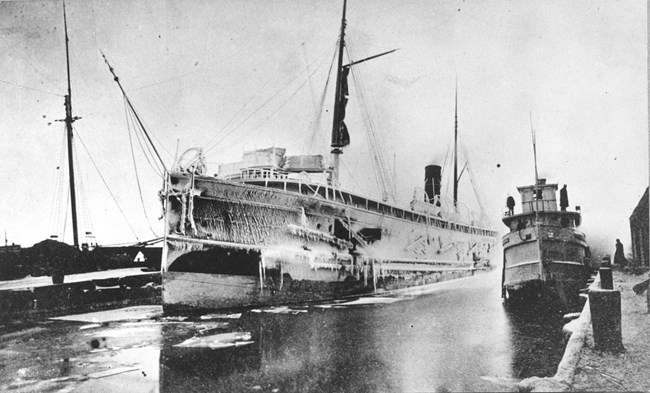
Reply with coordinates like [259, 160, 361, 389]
[501, 222, 589, 309]
[162, 173, 497, 312]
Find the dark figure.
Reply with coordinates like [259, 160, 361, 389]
[560, 184, 569, 211]
[614, 239, 626, 265]
[506, 195, 515, 215]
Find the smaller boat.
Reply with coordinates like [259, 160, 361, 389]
[501, 123, 590, 310]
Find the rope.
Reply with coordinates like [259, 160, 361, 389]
[74, 129, 140, 242]
[0, 79, 63, 97]
[72, 140, 95, 244]
[124, 98, 165, 178]
[345, 39, 395, 202]
[0, 36, 66, 96]
[244, 57, 329, 139]
[48, 125, 68, 239]
[301, 46, 338, 154]
[123, 99, 160, 238]
[204, 44, 334, 155]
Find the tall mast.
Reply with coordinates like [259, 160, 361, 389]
[530, 112, 539, 185]
[330, 0, 347, 187]
[453, 82, 458, 208]
[63, 0, 80, 248]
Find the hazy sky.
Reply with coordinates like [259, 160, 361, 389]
[0, 0, 646, 255]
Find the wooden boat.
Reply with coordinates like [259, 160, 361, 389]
[501, 134, 590, 309]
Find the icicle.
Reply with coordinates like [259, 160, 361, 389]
[372, 259, 377, 291]
[187, 190, 198, 235]
[355, 257, 360, 280]
[179, 193, 187, 235]
[258, 260, 264, 292]
[364, 262, 368, 287]
[308, 252, 315, 270]
[300, 207, 308, 227]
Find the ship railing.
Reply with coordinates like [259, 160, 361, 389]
[219, 169, 497, 238]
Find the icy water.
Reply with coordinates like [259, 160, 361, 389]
[0, 269, 571, 392]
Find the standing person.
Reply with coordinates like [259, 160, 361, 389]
[506, 194, 515, 215]
[614, 239, 627, 265]
[560, 184, 569, 211]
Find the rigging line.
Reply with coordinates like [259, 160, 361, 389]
[125, 34, 249, 95]
[121, 97, 165, 176]
[127, 67, 205, 92]
[346, 43, 395, 202]
[206, 56, 326, 155]
[73, 128, 141, 241]
[49, 126, 68, 237]
[123, 107, 160, 177]
[341, 160, 364, 194]
[205, 44, 334, 150]
[69, 44, 91, 97]
[302, 46, 338, 154]
[124, 101, 164, 178]
[124, 94, 168, 174]
[124, 100, 160, 237]
[459, 137, 487, 216]
[0, 35, 27, 56]
[72, 138, 95, 240]
[242, 55, 329, 142]
[127, 110, 161, 176]
[204, 44, 335, 154]
[302, 42, 318, 109]
[129, 105, 174, 161]
[0, 36, 66, 96]
[0, 79, 63, 97]
[101, 52, 168, 173]
[199, 60, 284, 149]
[62, 184, 70, 242]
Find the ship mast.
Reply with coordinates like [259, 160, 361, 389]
[330, 0, 347, 187]
[453, 82, 459, 208]
[63, 0, 80, 249]
[530, 112, 539, 185]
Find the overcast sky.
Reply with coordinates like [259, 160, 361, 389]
[0, 0, 646, 256]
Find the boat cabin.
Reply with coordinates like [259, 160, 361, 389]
[502, 179, 582, 232]
[518, 180, 558, 213]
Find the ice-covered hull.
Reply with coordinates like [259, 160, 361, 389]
[161, 173, 498, 312]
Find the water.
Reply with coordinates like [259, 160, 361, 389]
[0, 269, 570, 392]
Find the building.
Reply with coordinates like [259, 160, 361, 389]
[629, 187, 649, 267]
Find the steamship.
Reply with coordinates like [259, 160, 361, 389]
[160, 1, 499, 312]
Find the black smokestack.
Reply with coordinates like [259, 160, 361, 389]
[424, 164, 442, 205]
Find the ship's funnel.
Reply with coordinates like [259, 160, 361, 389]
[424, 164, 442, 204]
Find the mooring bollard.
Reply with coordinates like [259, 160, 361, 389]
[599, 255, 613, 290]
[589, 287, 624, 353]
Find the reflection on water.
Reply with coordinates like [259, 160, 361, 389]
[0, 270, 574, 392]
[158, 270, 570, 393]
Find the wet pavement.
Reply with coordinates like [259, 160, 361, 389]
[0, 268, 575, 392]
